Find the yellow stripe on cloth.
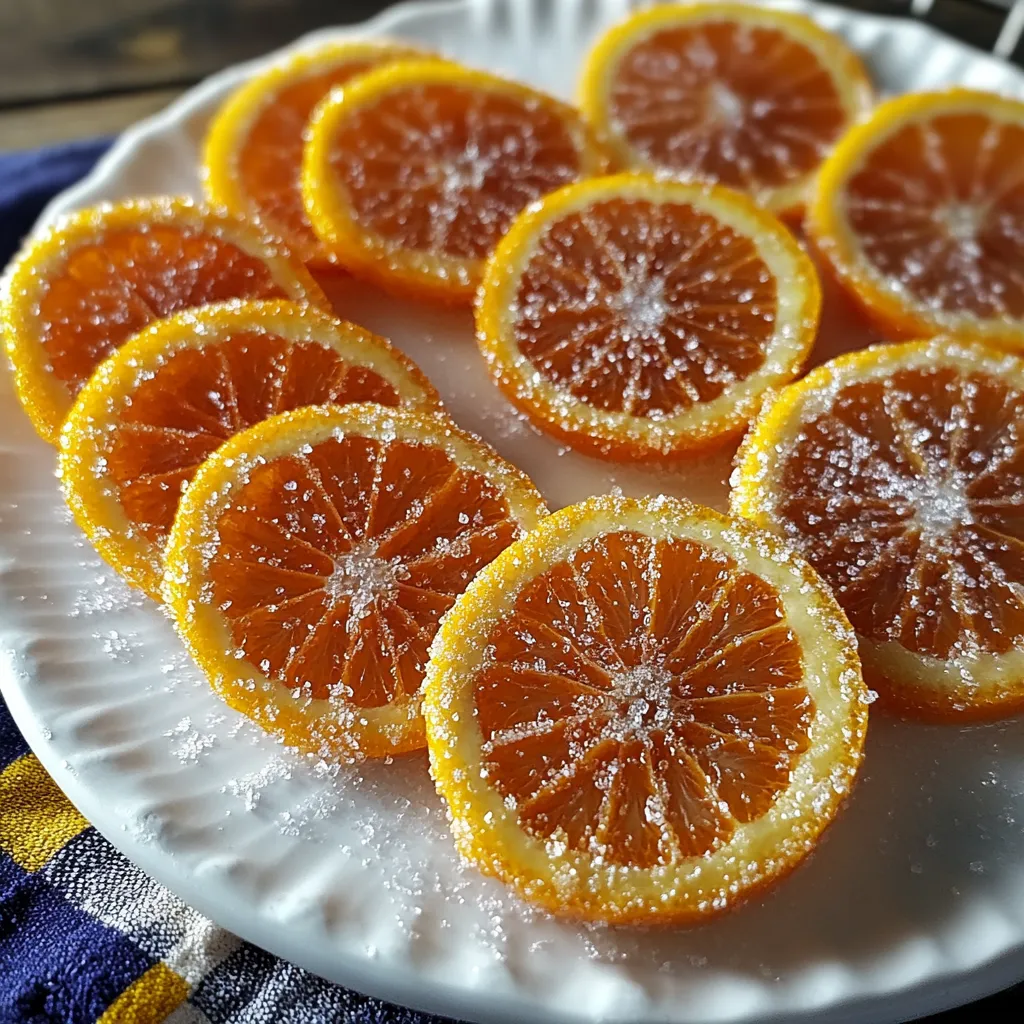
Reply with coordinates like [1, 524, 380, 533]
[0, 753, 88, 870]
[97, 963, 189, 1024]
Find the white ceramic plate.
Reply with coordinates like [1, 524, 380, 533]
[4, 1, 1024, 1021]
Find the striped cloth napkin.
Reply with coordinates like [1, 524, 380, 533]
[0, 140, 454, 1024]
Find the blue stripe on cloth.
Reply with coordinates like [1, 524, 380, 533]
[0, 698, 29, 772]
[0, 850, 29, 929]
[42, 830, 240, 985]
[0, 856, 27, 904]
[0, 870, 155, 1024]
[0, 138, 111, 265]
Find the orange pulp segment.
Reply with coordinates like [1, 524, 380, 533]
[579, 2, 872, 216]
[164, 404, 548, 760]
[203, 40, 429, 266]
[733, 338, 1024, 720]
[475, 173, 820, 461]
[60, 299, 440, 600]
[2, 197, 328, 444]
[301, 60, 612, 303]
[425, 494, 867, 924]
[809, 89, 1024, 345]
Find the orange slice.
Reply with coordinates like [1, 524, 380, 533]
[2, 197, 328, 445]
[60, 299, 440, 601]
[475, 173, 820, 461]
[579, 3, 872, 217]
[809, 89, 1024, 345]
[301, 60, 611, 303]
[203, 40, 429, 266]
[164, 404, 548, 760]
[732, 338, 1024, 721]
[424, 494, 867, 924]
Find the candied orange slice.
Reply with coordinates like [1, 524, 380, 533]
[164, 404, 547, 759]
[475, 173, 820, 461]
[733, 338, 1024, 721]
[2, 197, 327, 444]
[424, 494, 866, 924]
[809, 89, 1024, 345]
[60, 299, 439, 600]
[301, 60, 611, 303]
[203, 40, 428, 266]
[579, 3, 872, 217]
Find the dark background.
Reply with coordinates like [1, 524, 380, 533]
[0, 0, 1022, 1019]
[0, 0, 1022, 149]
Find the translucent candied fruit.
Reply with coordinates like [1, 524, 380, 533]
[477, 530, 811, 866]
[425, 494, 867, 924]
[164, 405, 547, 760]
[3, 198, 325, 443]
[580, 3, 872, 212]
[210, 436, 517, 705]
[779, 366, 1024, 659]
[734, 339, 1024, 719]
[810, 90, 1024, 342]
[609, 24, 843, 189]
[476, 174, 820, 460]
[301, 62, 610, 301]
[513, 197, 777, 417]
[60, 300, 438, 598]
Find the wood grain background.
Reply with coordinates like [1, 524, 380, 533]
[0, 0, 1018, 149]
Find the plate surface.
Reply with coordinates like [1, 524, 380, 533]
[4, 1, 1024, 1022]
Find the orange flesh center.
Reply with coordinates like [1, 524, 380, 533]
[513, 198, 776, 416]
[208, 435, 522, 705]
[328, 83, 585, 260]
[39, 226, 288, 396]
[106, 330, 400, 546]
[775, 365, 1024, 660]
[609, 22, 846, 190]
[844, 113, 1024, 320]
[473, 531, 812, 866]
[239, 59, 381, 255]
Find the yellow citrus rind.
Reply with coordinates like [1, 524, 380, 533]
[1, 196, 328, 445]
[732, 337, 1024, 720]
[301, 59, 612, 305]
[475, 173, 821, 461]
[164, 402, 548, 760]
[59, 298, 441, 601]
[424, 492, 868, 924]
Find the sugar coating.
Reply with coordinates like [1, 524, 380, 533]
[167, 407, 545, 762]
[327, 78, 595, 269]
[509, 197, 777, 424]
[165, 715, 218, 764]
[606, 18, 852, 199]
[826, 110, 1024, 330]
[72, 566, 146, 618]
[746, 349, 1024, 696]
[425, 494, 866, 922]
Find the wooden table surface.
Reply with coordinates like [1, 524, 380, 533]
[1, 0, 1022, 151]
[0, 0, 398, 150]
[1, 0, 1023, 1020]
